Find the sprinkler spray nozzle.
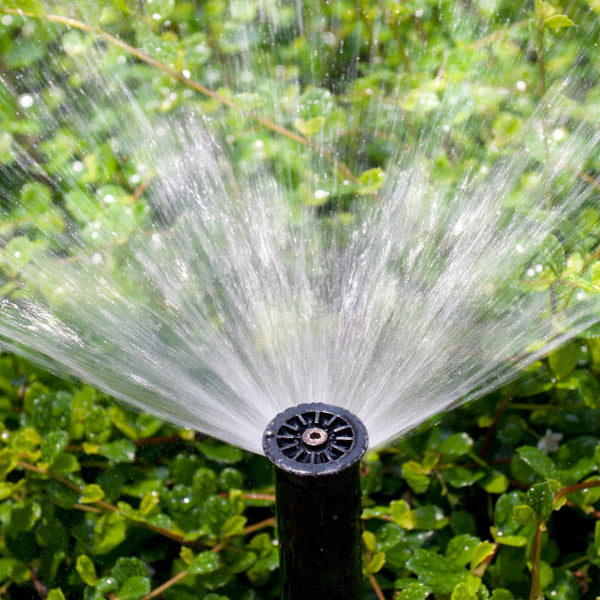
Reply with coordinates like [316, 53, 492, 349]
[263, 403, 368, 600]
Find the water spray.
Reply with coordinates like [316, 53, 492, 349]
[263, 403, 368, 599]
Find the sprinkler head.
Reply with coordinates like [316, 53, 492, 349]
[262, 402, 368, 477]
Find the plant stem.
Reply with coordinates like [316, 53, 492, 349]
[0, 8, 358, 183]
[529, 523, 544, 600]
[554, 479, 600, 505]
[142, 569, 189, 599]
[479, 389, 514, 457]
[18, 460, 202, 548]
[369, 573, 386, 600]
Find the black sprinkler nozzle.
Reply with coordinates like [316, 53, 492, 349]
[263, 403, 368, 600]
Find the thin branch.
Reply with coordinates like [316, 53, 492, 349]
[0, 8, 357, 182]
[18, 460, 201, 548]
[468, 19, 529, 49]
[142, 569, 188, 600]
[554, 479, 600, 505]
[369, 573, 386, 600]
[529, 524, 544, 600]
[211, 516, 276, 553]
[241, 516, 276, 536]
[479, 389, 514, 457]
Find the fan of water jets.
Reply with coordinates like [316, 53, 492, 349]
[0, 4, 599, 453]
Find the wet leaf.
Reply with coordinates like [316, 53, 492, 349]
[367, 551, 386, 574]
[543, 14, 575, 31]
[76, 555, 97, 586]
[190, 551, 221, 575]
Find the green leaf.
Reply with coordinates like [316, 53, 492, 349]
[193, 467, 218, 499]
[139, 491, 160, 517]
[363, 530, 377, 552]
[402, 461, 431, 494]
[512, 504, 539, 526]
[1, 236, 39, 275]
[490, 590, 515, 600]
[527, 481, 554, 522]
[470, 541, 496, 569]
[2, 0, 45, 12]
[549, 344, 579, 379]
[479, 470, 509, 494]
[591, 262, 600, 290]
[198, 439, 243, 464]
[444, 466, 485, 488]
[516, 446, 559, 480]
[367, 551, 386, 574]
[596, 521, 600, 556]
[446, 534, 480, 567]
[357, 168, 386, 195]
[76, 555, 97, 586]
[406, 549, 470, 594]
[579, 372, 600, 408]
[490, 527, 527, 547]
[221, 515, 247, 537]
[97, 439, 136, 463]
[451, 581, 479, 600]
[190, 551, 221, 575]
[293, 116, 326, 137]
[440, 433, 473, 458]
[93, 512, 127, 555]
[40, 430, 69, 466]
[543, 14, 575, 31]
[46, 591, 66, 600]
[395, 582, 433, 600]
[411, 505, 448, 530]
[81, 484, 105, 504]
[390, 499, 413, 528]
[535, 0, 558, 20]
[117, 576, 151, 600]
[111, 557, 147, 584]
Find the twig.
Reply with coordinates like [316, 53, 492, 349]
[468, 19, 528, 49]
[142, 569, 188, 600]
[30, 570, 46, 599]
[241, 516, 276, 536]
[479, 389, 514, 457]
[369, 573, 386, 600]
[18, 460, 201, 548]
[529, 524, 544, 600]
[211, 516, 276, 553]
[0, 8, 358, 183]
[554, 479, 600, 505]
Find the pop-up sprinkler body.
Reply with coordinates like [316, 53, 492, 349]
[263, 403, 368, 600]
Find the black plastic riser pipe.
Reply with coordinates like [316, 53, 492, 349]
[263, 403, 369, 600]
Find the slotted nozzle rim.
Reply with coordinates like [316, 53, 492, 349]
[262, 403, 369, 476]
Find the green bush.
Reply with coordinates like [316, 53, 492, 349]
[0, 0, 599, 598]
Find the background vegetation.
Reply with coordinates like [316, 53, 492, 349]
[0, 0, 600, 598]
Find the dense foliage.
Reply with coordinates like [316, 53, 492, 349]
[0, 0, 599, 599]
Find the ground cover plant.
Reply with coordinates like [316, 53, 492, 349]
[0, 0, 600, 598]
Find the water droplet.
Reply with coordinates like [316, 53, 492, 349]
[552, 128, 565, 141]
[72, 161, 84, 173]
[19, 94, 34, 108]
[1, 15, 13, 26]
[516, 80, 527, 92]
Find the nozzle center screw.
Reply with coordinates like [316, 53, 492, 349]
[302, 427, 328, 448]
